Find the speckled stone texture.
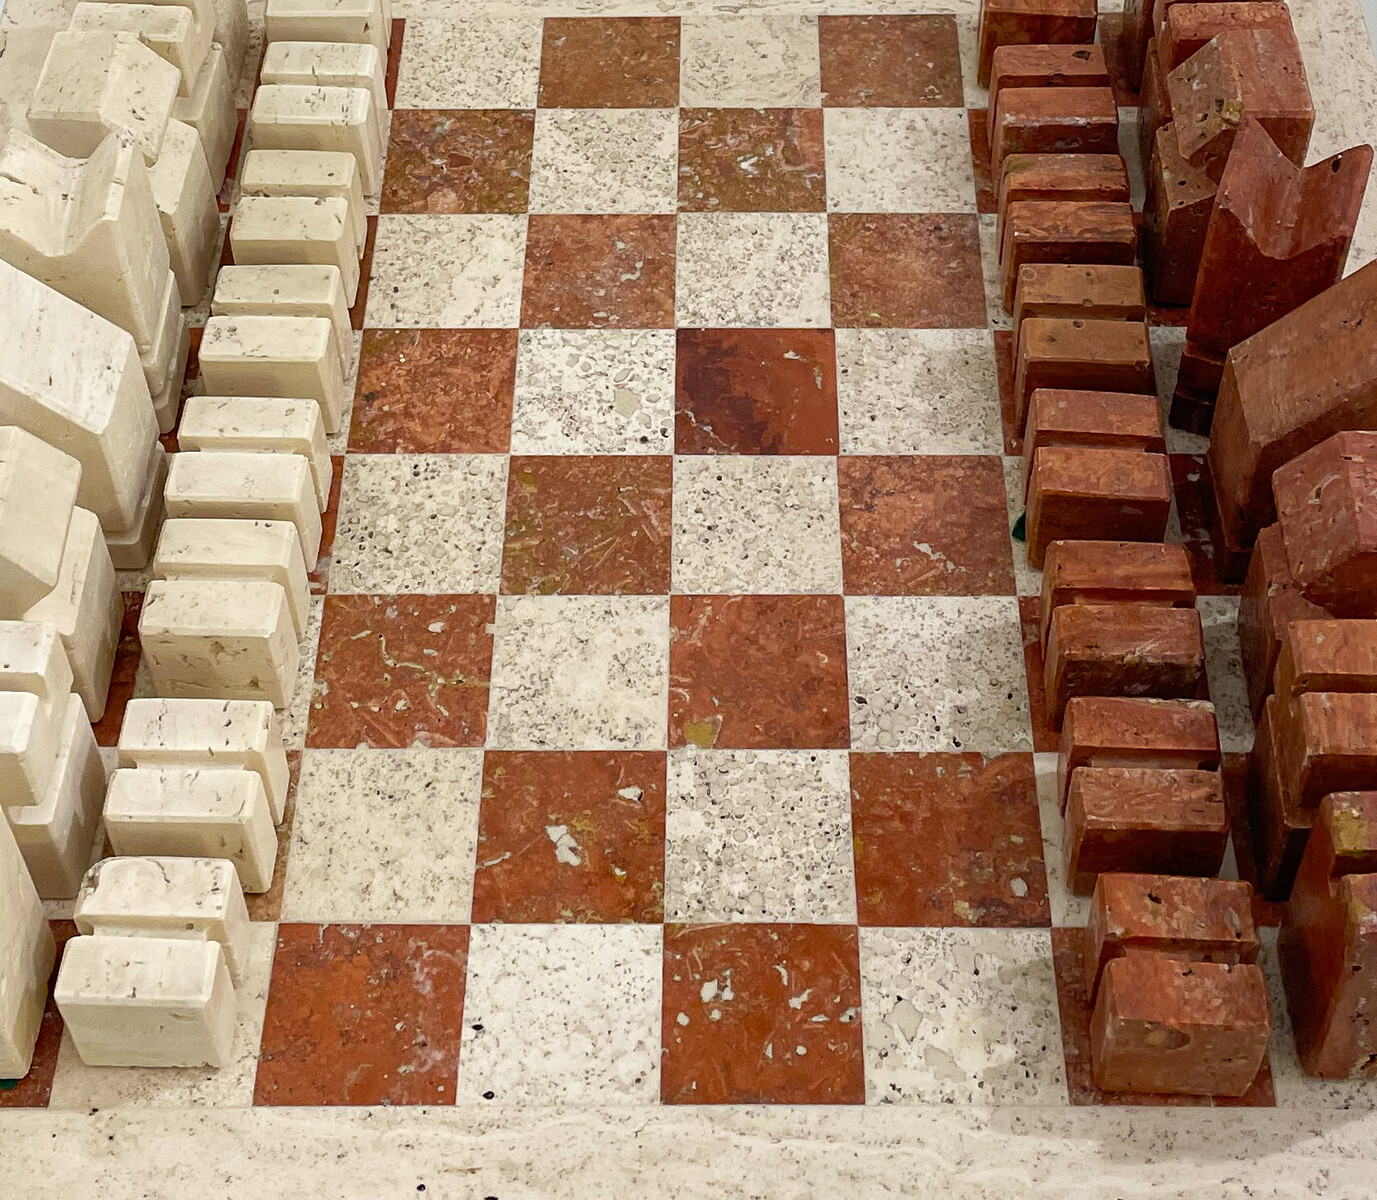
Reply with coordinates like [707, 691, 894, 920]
[17, 6, 1366, 1165]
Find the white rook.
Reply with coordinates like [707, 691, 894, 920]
[139, 578, 300, 707]
[197, 316, 347, 434]
[105, 767, 277, 892]
[212, 262, 352, 376]
[164, 449, 323, 566]
[55, 934, 236, 1067]
[28, 31, 181, 165]
[0, 820, 56, 1079]
[6, 694, 105, 899]
[179, 395, 333, 509]
[118, 698, 289, 822]
[155, 517, 311, 637]
[0, 427, 81, 613]
[247, 84, 382, 194]
[25, 508, 125, 722]
[229, 194, 359, 305]
[239, 149, 365, 258]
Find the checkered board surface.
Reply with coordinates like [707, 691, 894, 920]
[5, 10, 1357, 1114]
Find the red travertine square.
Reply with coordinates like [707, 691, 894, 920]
[1143, 124, 1216, 307]
[1159, 2, 1293, 70]
[1277, 691, 1377, 810]
[1039, 540, 1195, 646]
[1013, 318, 1153, 427]
[1066, 766, 1228, 892]
[1000, 201, 1137, 310]
[1026, 446, 1173, 568]
[997, 155, 1130, 248]
[1274, 431, 1377, 618]
[1238, 526, 1333, 716]
[1185, 122, 1370, 372]
[1247, 692, 1315, 899]
[1089, 955, 1271, 1096]
[990, 86, 1119, 176]
[1281, 792, 1377, 1077]
[977, 0, 1099, 85]
[1166, 28, 1314, 181]
[1207, 260, 1377, 553]
[1083, 872, 1258, 1001]
[1012, 264, 1145, 361]
[1045, 604, 1206, 725]
[1020, 386, 1163, 495]
[1058, 695, 1221, 808]
[1274, 621, 1377, 702]
[987, 43, 1109, 140]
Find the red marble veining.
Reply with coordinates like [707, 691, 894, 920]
[829, 214, 987, 328]
[661, 923, 865, 1104]
[850, 752, 1049, 926]
[472, 751, 666, 923]
[675, 329, 838, 454]
[669, 595, 850, 750]
[678, 109, 826, 213]
[819, 15, 964, 107]
[351, 329, 517, 454]
[308, 594, 495, 749]
[501, 455, 672, 594]
[539, 17, 680, 108]
[381, 109, 534, 214]
[523, 215, 676, 329]
[253, 923, 470, 1107]
[838, 455, 1014, 595]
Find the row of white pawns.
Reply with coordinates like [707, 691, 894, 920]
[0, 0, 391, 1077]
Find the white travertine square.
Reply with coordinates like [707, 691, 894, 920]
[264, 0, 390, 54]
[28, 31, 181, 164]
[0, 129, 171, 356]
[68, 3, 212, 95]
[239, 149, 365, 257]
[164, 449, 321, 570]
[247, 84, 382, 195]
[140, 265, 187, 409]
[0, 426, 80, 612]
[227, 195, 359, 306]
[147, 118, 219, 301]
[25, 508, 124, 723]
[0, 261, 158, 537]
[155, 517, 310, 638]
[138, 577, 300, 708]
[55, 934, 236, 1067]
[260, 40, 386, 119]
[212, 263, 352, 377]
[0, 693, 62, 812]
[197, 315, 347, 435]
[172, 43, 234, 188]
[5, 694, 105, 899]
[0, 819, 56, 1078]
[74, 855, 251, 983]
[104, 767, 278, 893]
[117, 697, 289, 823]
[178, 395, 332, 510]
